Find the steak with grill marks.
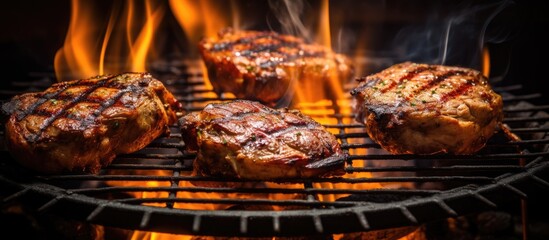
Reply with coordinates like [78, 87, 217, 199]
[2, 72, 182, 174]
[179, 100, 346, 180]
[198, 28, 354, 107]
[351, 62, 504, 154]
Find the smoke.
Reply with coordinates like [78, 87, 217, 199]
[267, 0, 314, 42]
[263, 0, 515, 78]
[390, 0, 515, 70]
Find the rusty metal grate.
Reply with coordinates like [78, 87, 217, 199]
[1, 60, 549, 238]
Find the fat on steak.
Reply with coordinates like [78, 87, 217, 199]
[198, 28, 354, 107]
[2, 72, 182, 174]
[350, 62, 503, 154]
[179, 100, 346, 180]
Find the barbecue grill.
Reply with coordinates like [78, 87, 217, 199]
[3, 0, 549, 239]
[1, 59, 548, 239]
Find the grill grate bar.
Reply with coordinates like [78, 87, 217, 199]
[502, 93, 543, 102]
[192, 214, 202, 233]
[399, 206, 418, 224]
[335, 132, 369, 139]
[116, 197, 360, 208]
[118, 152, 184, 159]
[140, 211, 152, 228]
[86, 204, 107, 221]
[313, 215, 324, 233]
[347, 165, 524, 172]
[348, 152, 547, 160]
[529, 175, 549, 189]
[37, 195, 63, 213]
[240, 215, 249, 234]
[433, 198, 458, 216]
[504, 105, 549, 112]
[69, 186, 441, 197]
[39, 173, 498, 184]
[524, 156, 547, 167]
[166, 160, 182, 209]
[354, 210, 371, 230]
[105, 164, 193, 171]
[488, 139, 549, 145]
[468, 190, 498, 208]
[1, 188, 30, 204]
[504, 116, 549, 123]
[510, 127, 549, 133]
[341, 143, 380, 149]
[498, 183, 528, 198]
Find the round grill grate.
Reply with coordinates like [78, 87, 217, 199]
[1, 61, 549, 238]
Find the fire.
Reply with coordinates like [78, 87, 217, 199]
[169, 0, 241, 98]
[482, 44, 490, 78]
[169, 0, 239, 58]
[54, 0, 165, 81]
[54, 1, 416, 239]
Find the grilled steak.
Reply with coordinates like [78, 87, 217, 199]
[198, 28, 354, 107]
[179, 100, 346, 180]
[2, 72, 182, 174]
[351, 62, 503, 154]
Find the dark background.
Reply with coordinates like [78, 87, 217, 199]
[1, 0, 548, 98]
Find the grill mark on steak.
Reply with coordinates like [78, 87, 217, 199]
[26, 78, 111, 142]
[76, 84, 145, 129]
[380, 65, 432, 93]
[205, 105, 323, 148]
[236, 125, 321, 151]
[209, 109, 314, 133]
[25, 75, 152, 143]
[15, 80, 82, 121]
[351, 66, 433, 95]
[211, 101, 265, 115]
[210, 32, 327, 70]
[410, 70, 466, 97]
[439, 80, 474, 102]
[211, 33, 299, 52]
[210, 32, 274, 51]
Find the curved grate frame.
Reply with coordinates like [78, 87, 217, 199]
[1, 61, 549, 238]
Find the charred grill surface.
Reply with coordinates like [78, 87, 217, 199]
[351, 62, 504, 154]
[1, 72, 182, 174]
[199, 28, 354, 107]
[179, 100, 346, 181]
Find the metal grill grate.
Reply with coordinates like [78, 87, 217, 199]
[1, 60, 549, 238]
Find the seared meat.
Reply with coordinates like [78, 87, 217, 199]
[198, 28, 354, 107]
[2, 72, 182, 174]
[179, 100, 346, 180]
[351, 62, 503, 154]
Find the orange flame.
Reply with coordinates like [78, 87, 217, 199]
[169, 0, 241, 95]
[284, 0, 350, 118]
[482, 44, 490, 78]
[54, 0, 165, 81]
[316, 0, 332, 48]
[169, 0, 239, 58]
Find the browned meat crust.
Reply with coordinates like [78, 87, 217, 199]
[198, 28, 354, 107]
[350, 62, 503, 154]
[179, 100, 346, 180]
[2, 72, 182, 174]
